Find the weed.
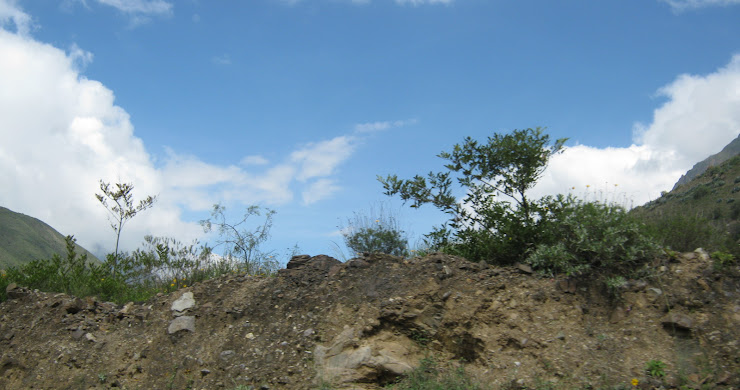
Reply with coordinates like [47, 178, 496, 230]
[646, 359, 667, 378]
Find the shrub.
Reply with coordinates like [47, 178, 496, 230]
[527, 195, 659, 277]
[340, 203, 408, 257]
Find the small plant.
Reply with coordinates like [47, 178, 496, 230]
[96, 180, 157, 274]
[646, 359, 667, 378]
[711, 251, 735, 271]
[200, 204, 277, 275]
[97, 373, 107, 383]
[339, 202, 408, 257]
[388, 356, 483, 389]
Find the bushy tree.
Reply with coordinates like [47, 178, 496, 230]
[379, 127, 566, 264]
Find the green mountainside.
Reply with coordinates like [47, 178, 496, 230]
[632, 153, 740, 255]
[0, 206, 99, 270]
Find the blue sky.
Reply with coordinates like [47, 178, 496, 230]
[1, 0, 739, 262]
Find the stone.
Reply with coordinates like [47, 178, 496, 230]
[515, 263, 532, 274]
[661, 312, 694, 331]
[286, 255, 311, 269]
[5, 283, 29, 300]
[168, 316, 196, 334]
[219, 350, 236, 361]
[62, 298, 84, 314]
[171, 292, 195, 314]
[556, 279, 576, 294]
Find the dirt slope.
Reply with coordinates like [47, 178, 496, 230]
[1, 252, 738, 389]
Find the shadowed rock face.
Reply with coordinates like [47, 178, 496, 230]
[1, 251, 739, 389]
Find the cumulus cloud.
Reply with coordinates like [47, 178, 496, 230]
[532, 54, 740, 206]
[0, 1, 371, 256]
[660, 0, 740, 11]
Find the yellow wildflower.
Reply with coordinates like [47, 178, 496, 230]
[170, 283, 175, 287]
[183, 285, 187, 288]
[631, 378, 638, 386]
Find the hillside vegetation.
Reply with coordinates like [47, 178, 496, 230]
[0, 206, 98, 269]
[632, 154, 740, 257]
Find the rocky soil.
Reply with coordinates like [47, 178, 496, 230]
[1, 251, 739, 389]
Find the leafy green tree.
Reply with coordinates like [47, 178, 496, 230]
[379, 127, 566, 264]
[200, 204, 277, 275]
[95, 180, 157, 273]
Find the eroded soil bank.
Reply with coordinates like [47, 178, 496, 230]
[1, 251, 738, 389]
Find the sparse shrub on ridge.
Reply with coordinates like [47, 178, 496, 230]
[339, 202, 408, 257]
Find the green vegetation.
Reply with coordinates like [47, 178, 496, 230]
[1, 185, 280, 304]
[380, 128, 659, 281]
[645, 359, 667, 378]
[96, 180, 157, 274]
[633, 154, 740, 257]
[387, 357, 484, 390]
[0, 206, 98, 269]
[200, 203, 278, 275]
[380, 127, 567, 265]
[339, 203, 408, 257]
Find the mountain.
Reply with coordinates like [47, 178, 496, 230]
[631, 148, 739, 255]
[0, 206, 99, 269]
[673, 133, 740, 190]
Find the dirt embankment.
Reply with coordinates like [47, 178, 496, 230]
[1, 251, 738, 389]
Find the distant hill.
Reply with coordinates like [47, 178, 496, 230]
[632, 151, 739, 255]
[673, 133, 740, 190]
[0, 206, 99, 269]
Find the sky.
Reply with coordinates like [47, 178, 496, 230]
[0, 0, 739, 263]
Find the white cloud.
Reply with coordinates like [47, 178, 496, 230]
[95, 0, 173, 16]
[240, 155, 269, 166]
[660, 0, 740, 11]
[354, 118, 417, 133]
[0, 6, 366, 255]
[211, 54, 231, 66]
[532, 54, 740, 207]
[302, 179, 341, 205]
[291, 136, 357, 181]
[0, 0, 32, 35]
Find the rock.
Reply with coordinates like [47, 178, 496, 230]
[171, 292, 195, 314]
[5, 283, 29, 300]
[168, 316, 196, 334]
[286, 255, 311, 269]
[694, 248, 710, 262]
[219, 350, 236, 361]
[515, 263, 533, 274]
[62, 298, 84, 314]
[556, 279, 576, 294]
[85, 333, 97, 342]
[661, 312, 694, 331]
[314, 327, 418, 384]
